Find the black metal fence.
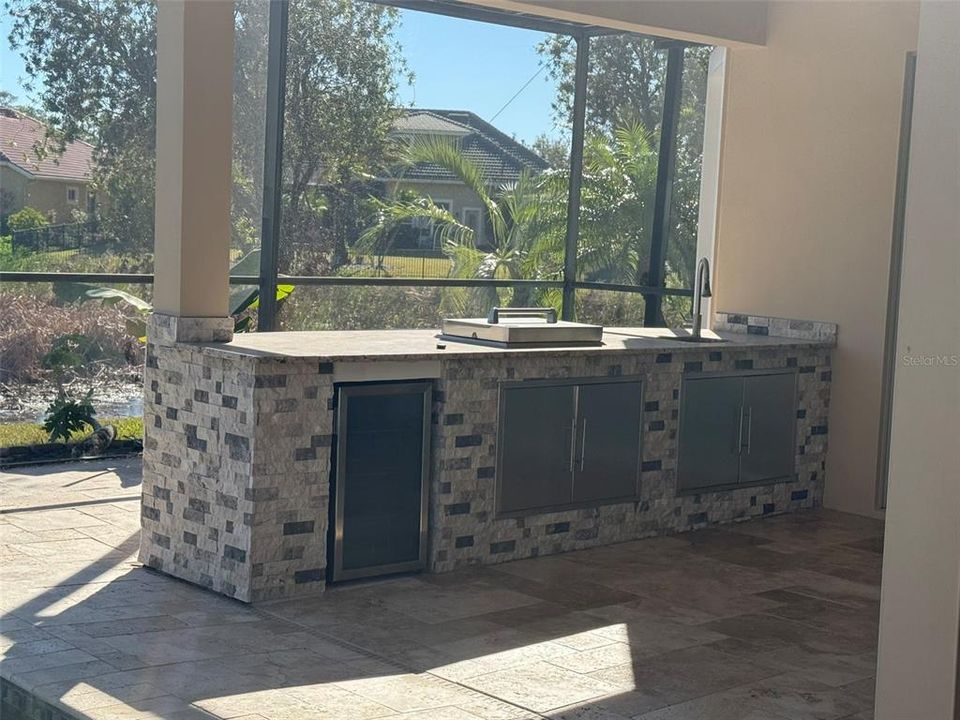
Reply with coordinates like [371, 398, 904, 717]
[10, 221, 107, 255]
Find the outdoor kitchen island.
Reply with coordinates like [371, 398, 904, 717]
[139, 313, 836, 602]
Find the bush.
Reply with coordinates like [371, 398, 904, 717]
[0, 291, 141, 381]
[279, 285, 443, 331]
[43, 388, 97, 442]
[7, 206, 49, 232]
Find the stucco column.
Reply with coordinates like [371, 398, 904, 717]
[875, 1, 960, 717]
[152, 0, 234, 343]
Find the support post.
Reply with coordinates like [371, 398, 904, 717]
[258, 0, 290, 332]
[152, 0, 235, 343]
[561, 34, 589, 322]
[642, 44, 684, 327]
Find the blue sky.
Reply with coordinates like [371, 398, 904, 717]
[395, 9, 564, 145]
[0, 7, 563, 145]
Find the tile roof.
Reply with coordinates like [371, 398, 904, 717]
[391, 109, 549, 185]
[0, 108, 94, 181]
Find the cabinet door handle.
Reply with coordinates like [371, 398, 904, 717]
[736, 404, 745, 454]
[569, 418, 577, 472]
[579, 418, 588, 471]
[746, 407, 753, 454]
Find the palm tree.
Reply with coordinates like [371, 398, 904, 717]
[359, 136, 567, 316]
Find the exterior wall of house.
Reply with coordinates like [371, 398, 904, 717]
[386, 179, 493, 247]
[875, 2, 960, 716]
[0, 166, 92, 224]
[709, 1, 919, 517]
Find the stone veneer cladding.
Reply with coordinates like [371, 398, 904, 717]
[139, 324, 335, 602]
[140, 323, 833, 601]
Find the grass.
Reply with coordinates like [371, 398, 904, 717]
[0, 417, 144, 448]
[346, 253, 452, 278]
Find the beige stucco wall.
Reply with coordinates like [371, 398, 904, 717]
[875, 1, 960, 715]
[711, 1, 919, 517]
[0, 167, 91, 224]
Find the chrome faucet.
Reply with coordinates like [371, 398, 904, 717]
[691, 257, 713, 340]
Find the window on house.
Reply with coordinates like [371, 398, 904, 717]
[66, 186, 79, 204]
[462, 208, 483, 246]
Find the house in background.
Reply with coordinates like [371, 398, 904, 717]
[0, 107, 96, 224]
[384, 108, 549, 249]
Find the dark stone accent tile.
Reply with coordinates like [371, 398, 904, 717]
[684, 361, 703, 373]
[477, 466, 495, 479]
[283, 520, 315, 535]
[750, 496, 757, 507]
[762, 503, 776, 515]
[439, 482, 451, 494]
[304, 386, 318, 399]
[490, 540, 516, 554]
[141, 506, 160, 522]
[220, 395, 238, 409]
[811, 425, 829, 435]
[747, 325, 769, 335]
[153, 415, 162, 429]
[215, 380, 222, 394]
[434, 390, 445, 403]
[318, 362, 334, 374]
[820, 371, 832, 382]
[284, 546, 305, 561]
[727, 314, 748, 325]
[214, 492, 237, 510]
[165, 407, 178, 420]
[225, 520, 234, 533]
[444, 457, 471, 471]
[294, 568, 323, 584]
[791, 490, 809, 501]
[644, 401, 659, 412]
[673, 388, 680, 400]
[444, 413, 464, 426]
[709, 351, 722, 362]
[786, 357, 798, 367]
[455, 434, 483, 448]
[735, 359, 754, 370]
[455, 535, 474, 548]
[546, 522, 570, 535]
[275, 398, 298, 412]
[648, 420, 665, 432]
[245, 487, 279, 502]
[797, 409, 807, 419]
[294, 447, 316, 461]
[153, 486, 171, 501]
[150, 379, 159, 391]
[154, 392, 162, 405]
[255, 375, 287, 388]
[193, 389, 209, 404]
[184, 425, 207, 452]
[151, 532, 170, 549]
[183, 508, 204, 523]
[445, 502, 471, 516]
[688, 512, 708, 526]
[224, 433, 250, 462]
[311, 434, 332, 448]
[202, 366, 212, 380]
[575, 528, 599, 541]
[641, 460, 662, 472]
[799, 365, 816, 374]
[188, 497, 210, 514]
[183, 531, 197, 546]
[656, 353, 673, 364]
[160, 452, 181, 469]
[607, 364, 622, 377]
[223, 545, 247, 563]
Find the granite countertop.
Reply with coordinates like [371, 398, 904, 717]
[194, 326, 835, 363]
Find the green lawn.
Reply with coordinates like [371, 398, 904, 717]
[347, 254, 453, 279]
[0, 417, 144, 448]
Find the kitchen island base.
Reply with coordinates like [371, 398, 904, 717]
[139, 320, 835, 602]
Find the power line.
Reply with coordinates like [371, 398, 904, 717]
[489, 65, 546, 123]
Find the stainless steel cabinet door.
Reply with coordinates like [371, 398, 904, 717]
[497, 384, 576, 514]
[740, 372, 797, 485]
[677, 376, 743, 492]
[572, 381, 642, 503]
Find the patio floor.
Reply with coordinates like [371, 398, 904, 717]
[0, 459, 882, 720]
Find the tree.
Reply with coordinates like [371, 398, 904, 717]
[7, 0, 408, 269]
[531, 133, 570, 168]
[538, 35, 712, 296]
[7, 206, 49, 232]
[6, 0, 157, 253]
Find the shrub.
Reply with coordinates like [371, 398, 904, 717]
[0, 291, 141, 381]
[43, 389, 97, 442]
[7, 206, 49, 232]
